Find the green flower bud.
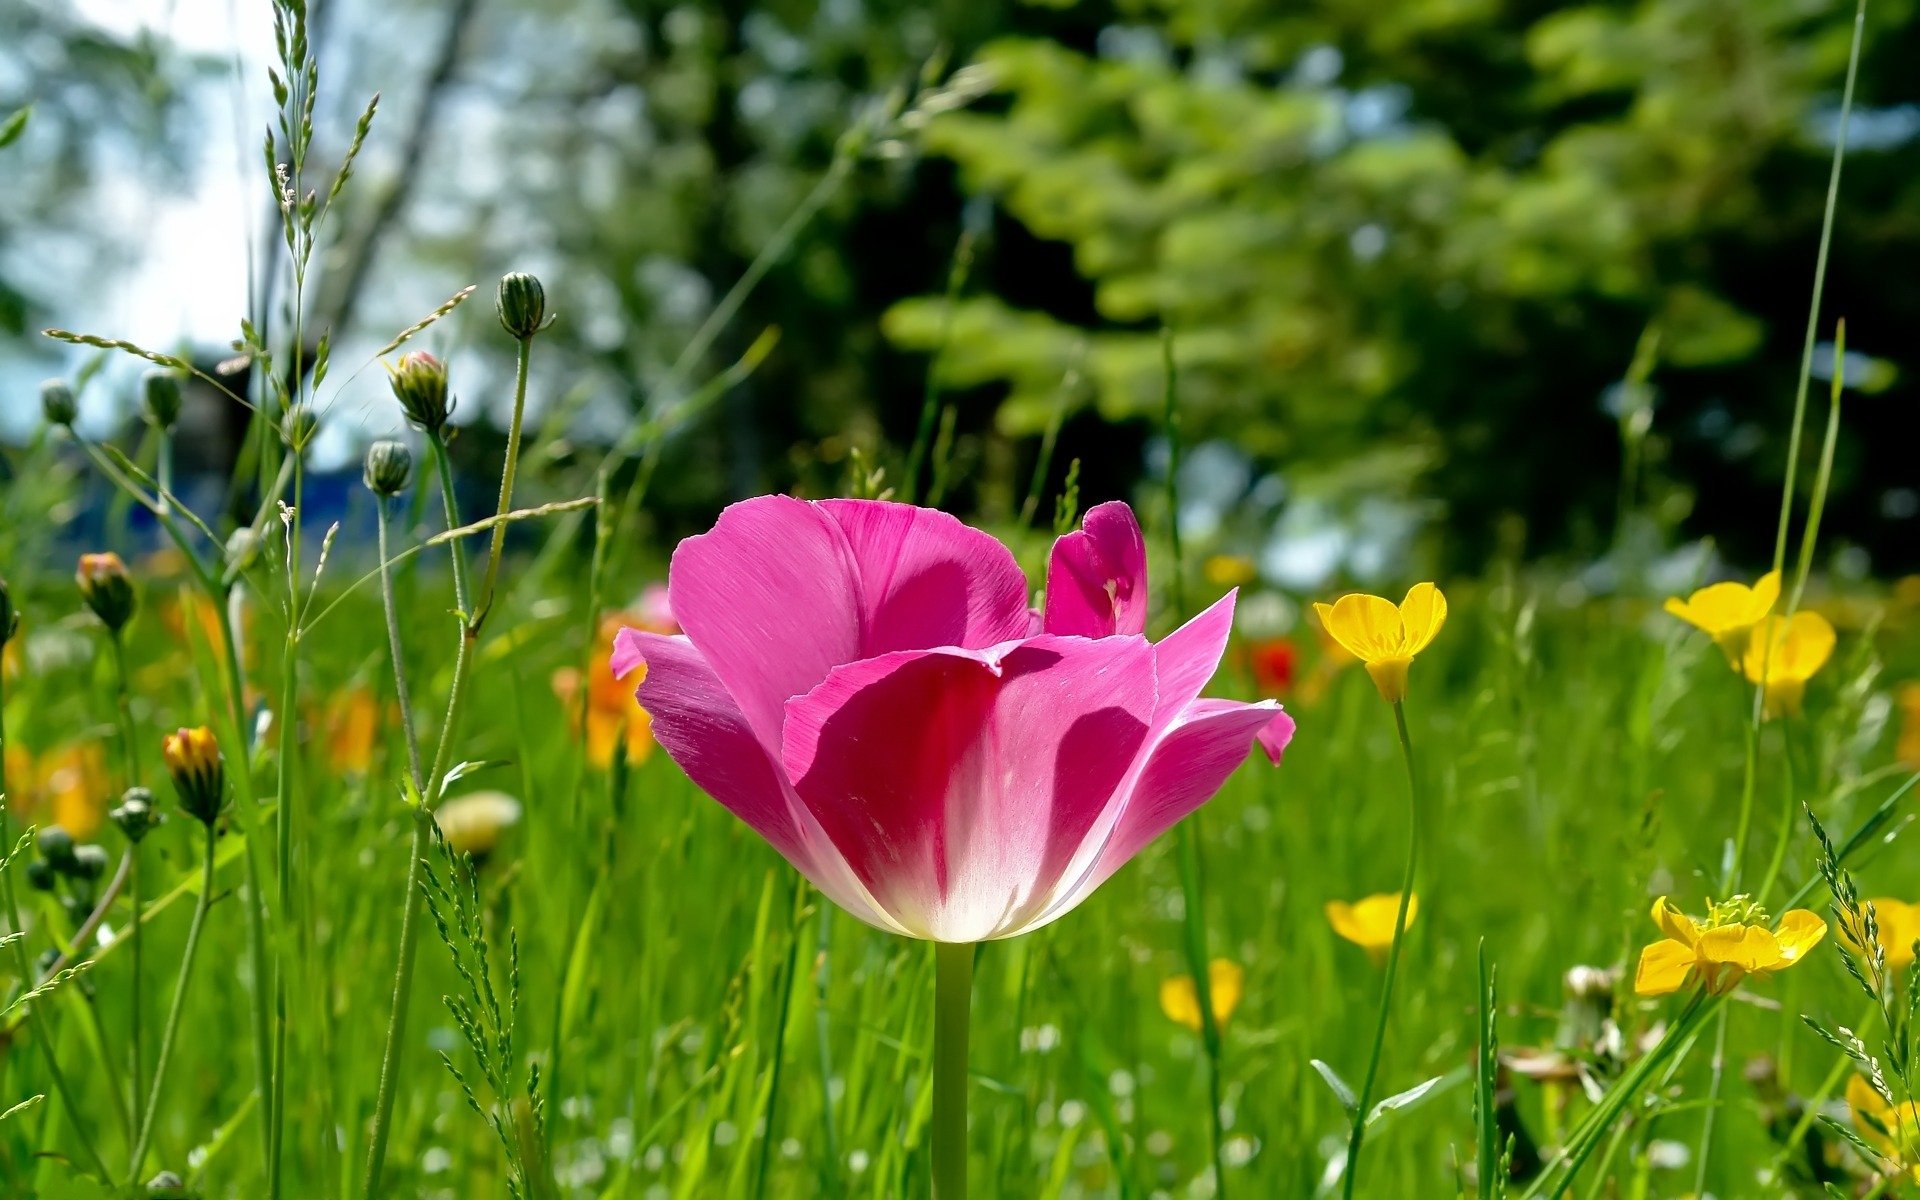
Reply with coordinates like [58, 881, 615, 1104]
[37, 826, 76, 871]
[385, 351, 454, 433]
[76, 552, 137, 633]
[284, 404, 320, 452]
[0, 572, 17, 645]
[496, 272, 547, 340]
[24, 858, 55, 891]
[111, 787, 161, 843]
[363, 439, 413, 497]
[69, 842, 109, 882]
[41, 379, 77, 427]
[142, 369, 183, 430]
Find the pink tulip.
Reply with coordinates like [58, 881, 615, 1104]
[612, 496, 1295, 943]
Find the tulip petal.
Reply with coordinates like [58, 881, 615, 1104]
[669, 496, 1030, 754]
[1043, 501, 1148, 637]
[782, 636, 1157, 943]
[1255, 710, 1297, 764]
[612, 628, 902, 934]
[1149, 592, 1237, 723]
[1633, 938, 1696, 996]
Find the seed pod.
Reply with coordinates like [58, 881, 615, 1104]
[363, 439, 413, 497]
[385, 351, 453, 433]
[142, 369, 183, 430]
[162, 726, 226, 825]
[41, 379, 77, 427]
[496, 272, 547, 340]
[76, 552, 137, 633]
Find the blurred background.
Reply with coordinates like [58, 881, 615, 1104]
[3, 0, 1917, 586]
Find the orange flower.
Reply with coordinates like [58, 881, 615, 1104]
[1898, 683, 1920, 772]
[5, 743, 111, 841]
[554, 613, 657, 769]
[322, 686, 383, 776]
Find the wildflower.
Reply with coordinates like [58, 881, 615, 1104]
[385, 351, 453, 433]
[1847, 1074, 1920, 1183]
[496, 271, 547, 340]
[323, 686, 382, 776]
[1839, 897, 1920, 974]
[363, 439, 413, 497]
[1633, 895, 1825, 997]
[41, 378, 77, 427]
[1327, 892, 1418, 962]
[6, 743, 111, 840]
[435, 791, 522, 859]
[162, 726, 226, 825]
[1313, 584, 1448, 703]
[141, 369, 182, 431]
[1900, 683, 1920, 771]
[1160, 958, 1245, 1033]
[554, 615, 657, 770]
[1203, 555, 1258, 588]
[76, 551, 136, 633]
[1664, 570, 1780, 663]
[1741, 610, 1835, 718]
[1244, 637, 1298, 696]
[613, 497, 1295, 943]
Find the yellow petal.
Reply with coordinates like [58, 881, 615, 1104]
[1651, 897, 1699, 948]
[1668, 572, 1778, 636]
[1207, 958, 1245, 1024]
[1633, 938, 1697, 996]
[1318, 593, 1405, 663]
[1159, 974, 1202, 1033]
[1397, 583, 1447, 657]
[1327, 892, 1416, 953]
[1363, 657, 1412, 704]
[1744, 610, 1837, 687]
[1696, 924, 1781, 972]
[1751, 569, 1782, 615]
[1879, 900, 1920, 971]
[1849, 1074, 1901, 1158]
[1768, 909, 1828, 967]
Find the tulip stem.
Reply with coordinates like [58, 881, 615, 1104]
[127, 820, 218, 1185]
[932, 941, 974, 1200]
[1342, 700, 1421, 1200]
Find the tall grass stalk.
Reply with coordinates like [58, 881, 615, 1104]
[106, 625, 145, 1127]
[126, 821, 219, 1184]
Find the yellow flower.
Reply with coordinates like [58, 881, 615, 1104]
[1848, 1073, 1920, 1183]
[1839, 898, 1920, 974]
[553, 614, 656, 770]
[1633, 895, 1825, 997]
[1202, 555, 1258, 588]
[1740, 610, 1835, 718]
[435, 791, 522, 859]
[322, 686, 382, 776]
[4, 744, 110, 841]
[1159, 958, 1245, 1033]
[1327, 892, 1418, 962]
[163, 726, 226, 825]
[1664, 570, 1780, 663]
[1313, 584, 1447, 703]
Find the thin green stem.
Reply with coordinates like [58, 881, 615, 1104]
[108, 629, 145, 1129]
[375, 502, 426, 792]
[1341, 700, 1421, 1200]
[267, 452, 304, 1199]
[933, 941, 974, 1200]
[475, 336, 533, 625]
[126, 822, 219, 1184]
[751, 877, 807, 1197]
[1755, 722, 1801, 905]
[0, 670, 113, 1183]
[1176, 822, 1228, 1197]
[1690, 1006, 1731, 1196]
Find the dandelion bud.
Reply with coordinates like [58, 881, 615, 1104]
[162, 726, 226, 825]
[41, 379, 77, 427]
[0, 572, 17, 645]
[69, 842, 109, 882]
[37, 826, 76, 872]
[363, 439, 413, 497]
[142, 369, 183, 430]
[111, 787, 161, 843]
[225, 527, 262, 574]
[24, 858, 55, 891]
[76, 552, 137, 633]
[496, 271, 547, 340]
[283, 403, 320, 452]
[386, 351, 453, 433]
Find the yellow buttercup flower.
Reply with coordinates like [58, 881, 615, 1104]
[1847, 1074, 1920, 1183]
[1741, 610, 1835, 719]
[1839, 898, 1920, 975]
[1327, 892, 1418, 962]
[1202, 555, 1258, 588]
[1634, 895, 1825, 997]
[1313, 584, 1447, 703]
[1159, 958, 1244, 1033]
[1664, 570, 1780, 663]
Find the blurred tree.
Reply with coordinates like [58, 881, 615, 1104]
[884, 0, 1920, 572]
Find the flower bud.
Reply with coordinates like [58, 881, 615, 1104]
[0, 572, 17, 645]
[69, 842, 109, 882]
[41, 379, 77, 427]
[37, 826, 76, 871]
[363, 439, 413, 497]
[142, 369, 183, 430]
[225, 528, 262, 574]
[76, 551, 137, 633]
[385, 351, 453, 433]
[24, 858, 55, 891]
[162, 726, 226, 825]
[496, 272, 547, 340]
[146, 1170, 190, 1198]
[284, 404, 320, 452]
[112, 787, 161, 843]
